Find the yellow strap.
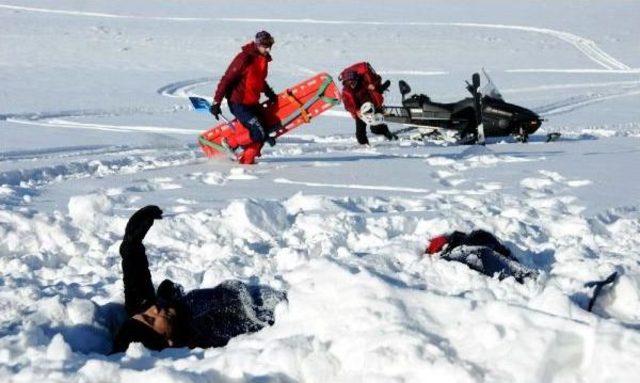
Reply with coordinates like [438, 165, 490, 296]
[285, 90, 311, 123]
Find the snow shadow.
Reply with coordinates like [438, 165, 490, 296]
[508, 243, 556, 272]
[44, 302, 127, 355]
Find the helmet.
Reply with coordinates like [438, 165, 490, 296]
[255, 31, 274, 47]
[358, 102, 384, 126]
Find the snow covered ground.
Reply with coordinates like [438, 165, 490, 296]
[1, 1, 640, 382]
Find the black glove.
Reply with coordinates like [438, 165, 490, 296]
[379, 79, 391, 93]
[124, 205, 163, 243]
[209, 103, 222, 120]
[265, 88, 278, 104]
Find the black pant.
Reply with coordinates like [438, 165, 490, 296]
[229, 103, 270, 143]
[442, 246, 538, 283]
[355, 118, 393, 145]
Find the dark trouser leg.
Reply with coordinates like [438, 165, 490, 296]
[370, 124, 397, 140]
[355, 118, 369, 145]
[473, 249, 537, 283]
[229, 103, 267, 143]
[443, 247, 538, 284]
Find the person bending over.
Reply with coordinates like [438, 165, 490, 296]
[340, 62, 397, 145]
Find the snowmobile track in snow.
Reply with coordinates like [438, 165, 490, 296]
[0, 3, 633, 71]
[156, 77, 217, 98]
[7, 118, 202, 136]
[535, 84, 640, 117]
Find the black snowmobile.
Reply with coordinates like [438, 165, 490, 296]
[375, 71, 544, 143]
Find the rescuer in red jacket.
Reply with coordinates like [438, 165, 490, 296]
[210, 31, 278, 148]
[340, 62, 397, 145]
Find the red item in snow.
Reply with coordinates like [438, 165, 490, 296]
[426, 235, 449, 254]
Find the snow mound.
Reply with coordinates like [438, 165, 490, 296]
[2, 191, 640, 381]
[68, 193, 114, 228]
[222, 199, 291, 240]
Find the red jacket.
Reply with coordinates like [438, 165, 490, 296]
[342, 85, 384, 119]
[214, 42, 273, 106]
[340, 62, 384, 118]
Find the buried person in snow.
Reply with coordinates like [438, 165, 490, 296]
[425, 230, 539, 283]
[112, 206, 285, 353]
[425, 230, 623, 312]
[340, 62, 398, 145]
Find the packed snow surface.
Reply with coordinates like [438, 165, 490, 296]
[1, 1, 640, 382]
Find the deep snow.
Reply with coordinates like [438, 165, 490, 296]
[1, 1, 640, 382]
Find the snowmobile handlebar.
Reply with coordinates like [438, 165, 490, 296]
[465, 73, 481, 96]
[465, 81, 475, 95]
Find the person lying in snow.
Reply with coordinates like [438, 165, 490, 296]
[425, 230, 538, 283]
[112, 205, 285, 353]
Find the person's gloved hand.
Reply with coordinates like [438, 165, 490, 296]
[265, 88, 278, 104]
[379, 79, 391, 92]
[124, 205, 163, 243]
[209, 103, 221, 120]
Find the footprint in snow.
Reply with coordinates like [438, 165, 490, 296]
[127, 177, 182, 192]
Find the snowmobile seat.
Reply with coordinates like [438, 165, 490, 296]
[402, 94, 431, 108]
[439, 98, 476, 114]
[403, 94, 466, 113]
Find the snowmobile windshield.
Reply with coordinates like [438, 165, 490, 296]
[480, 70, 503, 100]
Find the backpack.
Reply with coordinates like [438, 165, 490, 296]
[339, 62, 384, 109]
[339, 62, 382, 88]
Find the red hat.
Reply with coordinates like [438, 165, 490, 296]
[426, 235, 448, 255]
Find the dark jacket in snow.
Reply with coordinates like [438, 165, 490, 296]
[427, 230, 538, 283]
